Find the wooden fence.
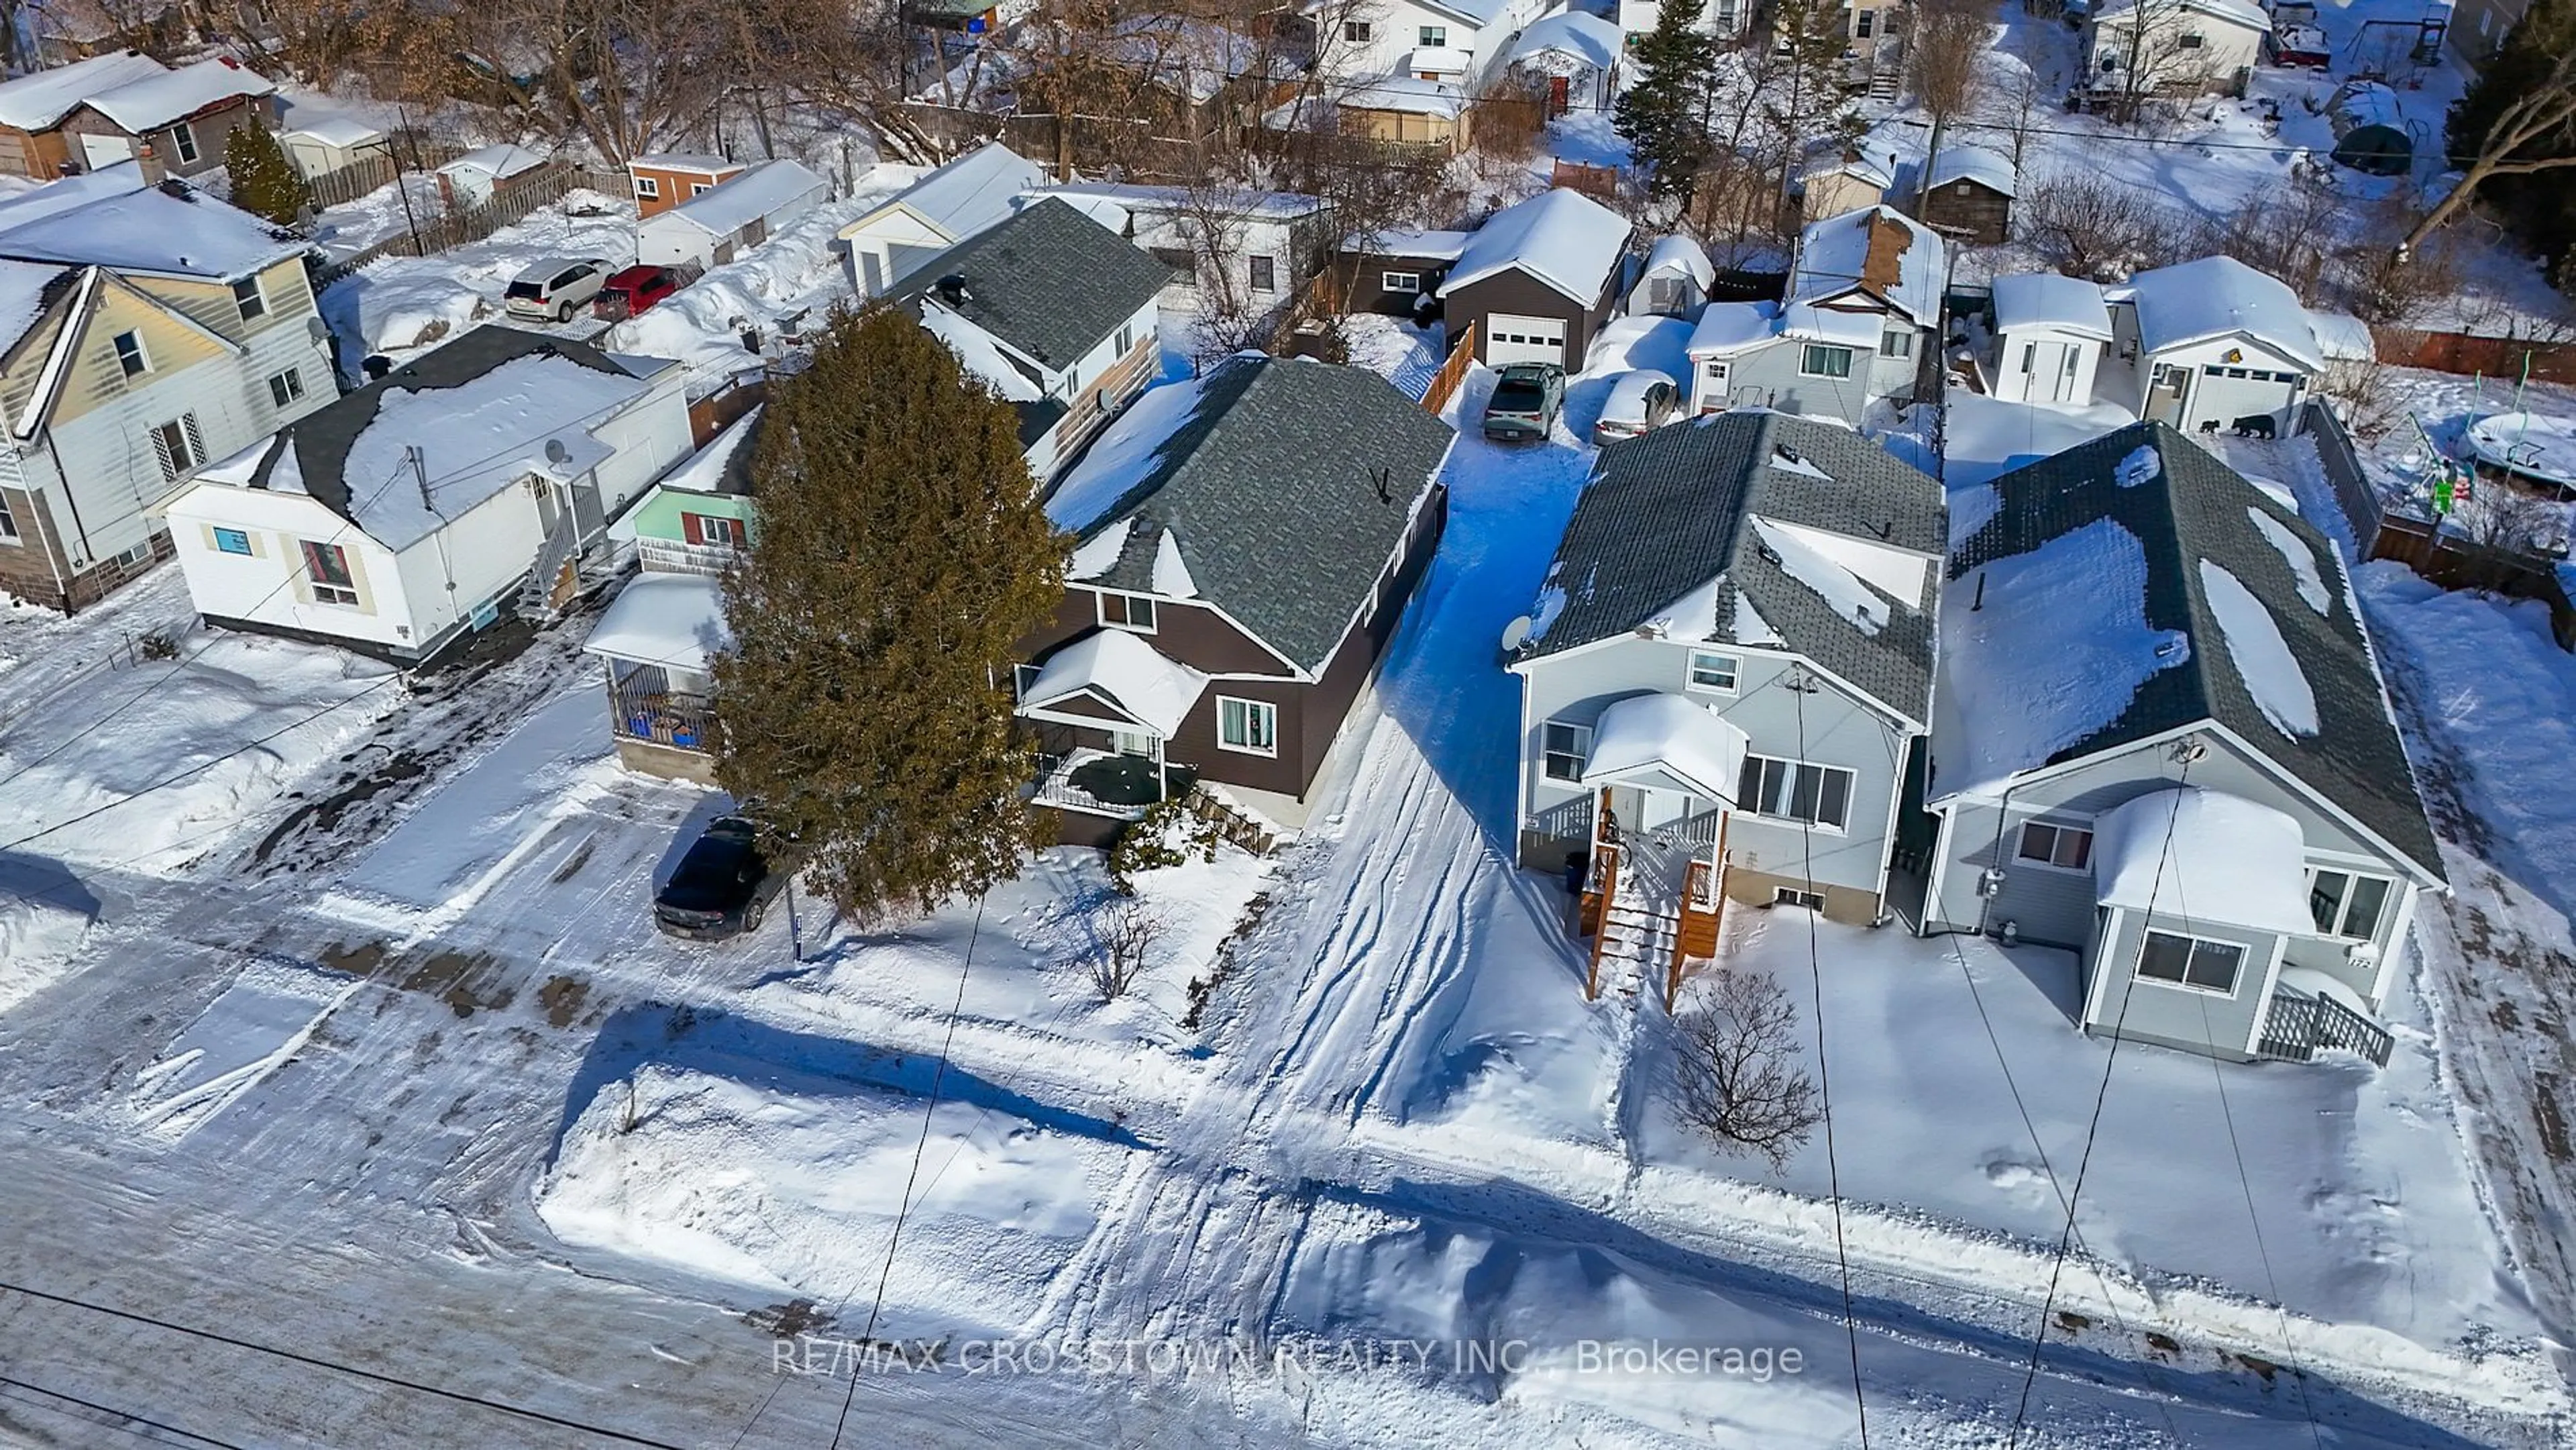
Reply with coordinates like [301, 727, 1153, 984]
[2305, 399, 2576, 651]
[1419, 322, 1478, 417]
[1549, 160, 1619, 201]
[311, 160, 593, 289]
[2371, 325, 2576, 386]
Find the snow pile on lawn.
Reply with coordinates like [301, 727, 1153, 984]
[0, 868, 93, 1015]
[128, 960, 360, 1140]
[0, 630, 396, 874]
[538, 1058, 1127, 1326]
[2091, 785, 2313, 932]
[2198, 558, 2318, 736]
[1935, 518, 2188, 796]
[320, 192, 638, 358]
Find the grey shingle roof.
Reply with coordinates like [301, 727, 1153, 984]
[1515, 412, 1945, 722]
[894, 197, 1172, 371]
[244, 325, 639, 521]
[1953, 419, 2442, 879]
[1065, 355, 1457, 674]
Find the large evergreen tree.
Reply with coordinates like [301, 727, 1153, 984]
[1613, 0, 1717, 204]
[713, 305, 1067, 921]
[224, 124, 310, 225]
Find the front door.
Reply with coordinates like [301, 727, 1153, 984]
[2145, 364, 2189, 425]
[1488, 313, 1568, 368]
[2024, 340, 2068, 403]
[1699, 358, 1730, 413]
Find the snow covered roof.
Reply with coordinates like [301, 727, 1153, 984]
[630, 152, 737, 174]
[1440, 188, 1632, 305]
[74, 56, 273, 133]
[584, 573, 731, 672]
[845, 142, 1044, 246]
[1779, 302, 1884, 347]
[1992, 272, 2112, 340]
[2092, 786, 2314, 935]
[2120, 256, 2323, 371]
[1341, 227, 1474, 260]
[654, 406, 762, 497]
[0, 49, 166, 131]
[1580, 691, 1752, 802]
[2306, 309, 2375, 363]
[647, 158, 826, 238]
[280, 111, 384, 148]
[1925, 145, 2017, 199]
[1018, 628, 1208, 738]
[1035, 180, 1327, 222]
[1936, 419, 2440, 878]
[1790, 205, 1944, 328]
[1042, 355, 1456, 674]
[229, 326, 674, 554]
[1514, 411, 1945, 722]
[0, 258, 74, 358]
[1640, 233, 1714, 288]
[1505, 11, 1625, 71]
[439, 144, 547, 181]
[1800, 150, 1894, 193]
[0, 162, 301, 279]
[921, 300, 1044, 402]
[2094, 0, 2269, 30]
[1688, 300, 1781, 355]
[1403, 46, 1474, 74]
[894, 197, 1169, 372]
[1314, 74, 1468, 120]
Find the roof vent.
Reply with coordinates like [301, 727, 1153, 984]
[935, 272, 969, 306]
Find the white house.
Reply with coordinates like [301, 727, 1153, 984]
[1026, 181, 1331, 311]
[838, 141, 1045, 297]
[1618, 0, 1753, 43]
[637, 158, 829, 271]
[1988, 271, 2112, 406]
[0, 164, 339, 612]
[435, 144, 547, 207]
[2104, 255, 2328, 435]
[1680, 205, 1943, 426]
[1309, 0, 1556, 89]
[1502, 11, 1627, 112]
[158, 327, 692, 663]
[2088, 0, 2269, 103]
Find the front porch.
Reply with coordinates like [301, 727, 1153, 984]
[583, 573, 730, 783]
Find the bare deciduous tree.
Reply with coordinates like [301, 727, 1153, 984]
[1670, 970, 1821, 1170]
[1087, 899, 1165, 1001]
[2019, 171, 2187, 279]
[1907, 0, 1991, 171]
[2405, 44, 2576, 258]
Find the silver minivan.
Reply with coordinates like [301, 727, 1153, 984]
[504, 258, 614, 322]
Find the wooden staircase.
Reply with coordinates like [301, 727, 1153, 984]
[1578, 788, 1729, 1011]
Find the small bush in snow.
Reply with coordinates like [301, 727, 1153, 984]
[135, 629, 180, 661]
[1107, 794, 1224, 894]
[1671, 969, 1821, 1171]
[1087, 899, 1164, 1002]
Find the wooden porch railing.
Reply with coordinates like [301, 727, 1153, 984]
[2256, 984, 2394, 1067]
[1583, 841, 1620, 1001]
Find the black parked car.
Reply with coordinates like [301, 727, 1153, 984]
[653, 817, 788, 940]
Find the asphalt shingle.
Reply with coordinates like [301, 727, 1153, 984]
[894, 197, 1172, 370]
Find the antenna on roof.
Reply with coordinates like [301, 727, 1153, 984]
[409, 444, 433, 515]
[1371, 466, 1392, 503]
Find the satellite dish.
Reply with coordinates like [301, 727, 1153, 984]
[544, 437, 572, 467]
[1499, 615, 1534, 654]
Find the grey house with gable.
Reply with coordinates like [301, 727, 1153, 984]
[1505, 411, 1945, 941]
[1917, 421, 2445, 1065]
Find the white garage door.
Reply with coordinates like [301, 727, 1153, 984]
[79, 133, 136, 170]
[1487, 313, 1567, 368]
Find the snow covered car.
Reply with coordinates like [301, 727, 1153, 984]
[652, 817, 788, 940]
[504, 258, 615, 322]
[1593, 369, 1680, 444]
[1482, 362, 1565, 443]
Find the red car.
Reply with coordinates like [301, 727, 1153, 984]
[594, 264, 691, 319]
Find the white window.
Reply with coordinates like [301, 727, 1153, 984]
[268, 367, 305, 408]
[113, 330, 148, 378]
[0, 493, 17, 540]
[1114, 321, 1137, 356]
[300, 537, 360, 606]
[691, 182, 714, 196]
[1685, 649, 1739, 692]
[1542, 721, 1592, 782]
[634, 175, 660, 199]
[232, 276, 266, 321]
[1097, 590, 1156, 632]
[1879, 327, 1913, 358]
[1344, 19, 1373, 42]
[1382, 270, 1421, 294]
[2135, 929, 2243, 994]
[1799, 344, 1853, 378]
[2017, 821, 2094, 870]
[1418, 23, 1448, 46]
[2307, 869, 2394, 941]
[1111, 729, 1155, 756]
[149, 415, 204, 480]
[1218, 696, 1277, 756]
[171, 121, 198, 165]
[1735, 754, 1854, 830]
[1248, 254, 1277, 293]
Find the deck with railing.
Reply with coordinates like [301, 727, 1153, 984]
[608, 668, 716, 754]
[2256, 982, 2394, 1067]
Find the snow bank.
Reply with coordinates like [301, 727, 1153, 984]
[2199, 560, 2318, 736]
[1936, 519, 2188, 796]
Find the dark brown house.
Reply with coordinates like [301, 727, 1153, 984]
[1333, 227, 1472, 319]
[56, 56, 276, 181]
[1436, 187, 1633, 370]
[1915, 145, 2017, 246]
[1017, 353, 1456, 844]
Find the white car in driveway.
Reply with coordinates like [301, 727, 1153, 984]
[504, 258, 615, 322]
[1593, 368, 1680, 444]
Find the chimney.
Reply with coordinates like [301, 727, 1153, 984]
[135, 141, 168, 187]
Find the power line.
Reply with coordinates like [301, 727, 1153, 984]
[2004, 749, 2196, 1447]
[1887, 113, 2322, 155]
[1787, 668, 1868, 1448]
[0, 1371, 248, 1449]
[0, 1276, 687, 1449]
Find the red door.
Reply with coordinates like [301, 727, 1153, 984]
[1548, 75, 1570, 119]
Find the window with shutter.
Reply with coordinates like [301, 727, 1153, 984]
[681, 511, 705, 546]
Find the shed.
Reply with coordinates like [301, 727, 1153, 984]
[437, 144, 547, 207]
[277, 109, 386, 180]
[1503, 11, 1626, 113]
[1796, 149, 1894, 224]
[1284, 75, 1470, 153]
[60, 55, 276, 178]
[1440, 187, 1634, 369]
[1990, 272, 2112, 406]
[627, 152, 743, 219]
[1338, 227, 1472, 317]
[1918, 145, 2017, 244]
[1627, 233, 1715, 317]
[2328, 81, 2412, 176]
[637, 158, 829, 270]
[839, 141, 1044, 296]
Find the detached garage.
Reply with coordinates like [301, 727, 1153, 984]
[1438, 188, 1633, 371]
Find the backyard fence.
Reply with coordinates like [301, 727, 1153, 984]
[2304, 399, 2576, 651]
[2371, 326, 2576, 387]
[310, 160, 595, 289]
[1418, 321, 1479, 418]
